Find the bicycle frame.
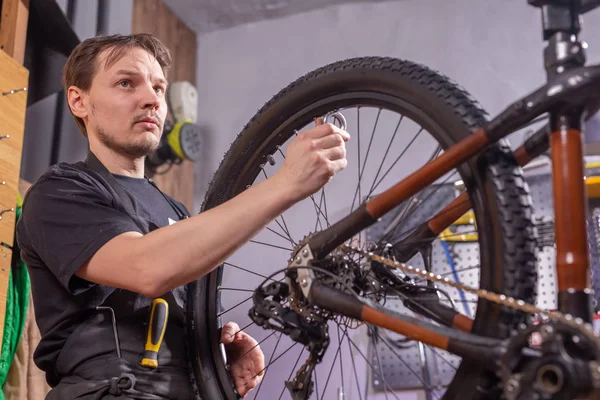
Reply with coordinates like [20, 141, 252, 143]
[300, 0, 600, 376]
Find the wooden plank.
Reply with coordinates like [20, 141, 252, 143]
[0, 0, 29, 64]
[0, 48, 28, 345]
[132, 0, 197, 214]
[0, 49, 27, 246]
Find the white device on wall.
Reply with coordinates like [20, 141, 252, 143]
[146, 80, 204, 173]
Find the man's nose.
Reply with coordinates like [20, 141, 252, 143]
[141, 84, 160, 110]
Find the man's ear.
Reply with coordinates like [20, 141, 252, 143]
[67, 86, 88, 119]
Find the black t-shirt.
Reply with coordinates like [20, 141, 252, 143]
[16, 161, 194, 396]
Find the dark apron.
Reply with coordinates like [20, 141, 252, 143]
[46, 151, 197, 400]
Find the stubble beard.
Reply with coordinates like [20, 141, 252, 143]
[91, 103, 160, 158]
[96, 125, 159, 158]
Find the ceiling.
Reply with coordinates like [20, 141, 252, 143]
[161, 0, 395, 34]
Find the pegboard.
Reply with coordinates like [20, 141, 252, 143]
[365, 171, 558, 393]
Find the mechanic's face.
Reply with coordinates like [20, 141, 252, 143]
[77, 47, 168, 158]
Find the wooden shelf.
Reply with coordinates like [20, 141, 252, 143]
[0, 47, 29, 347]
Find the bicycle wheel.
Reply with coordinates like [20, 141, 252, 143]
[186, 57, 538, 400]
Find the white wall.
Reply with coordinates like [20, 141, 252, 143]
[193, 0, 600, 211]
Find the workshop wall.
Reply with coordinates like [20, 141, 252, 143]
[19, 0, 133, 185]
[193, 0, 600, 210]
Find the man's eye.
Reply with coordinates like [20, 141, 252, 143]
[155, 86, 165, 95]
[118, 80, 131, 88]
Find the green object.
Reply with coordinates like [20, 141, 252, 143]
[0, 195, 31, 399]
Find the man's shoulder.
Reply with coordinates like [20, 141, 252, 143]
[23, 161, 111, 205]
[36, 161, 90, 181]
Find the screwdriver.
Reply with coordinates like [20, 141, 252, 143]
[141, 298, 169, 368]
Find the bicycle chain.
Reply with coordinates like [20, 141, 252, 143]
[340, 243, 600, 345]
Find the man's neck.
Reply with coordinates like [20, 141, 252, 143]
[88, 143, 145, 178]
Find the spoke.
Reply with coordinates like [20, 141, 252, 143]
[373, 327, 433, 394]
[231, 331, 278, 364]
[265, 162, 296, 247]
[354, 107, 362, 213]
[277, 347, 305, 400]
[337, 325, 345, 395]
[351, 108, 382, 213]
[387, 174, 459, 244]
[313, 191, 326, 232]
[229, 320, 257, 339]
[320, 326, 348, 398]
[252, 332, 284, 399]
[266, 226, 296, 244]
[249, 240, 293, 252]
[366, 115, 403, 198]
[218, 287, 256, 293]
[224, 262, 278, 282]
[427, 346, 458, 371]
[249, 342, 299, 381]
[382, 145, 443, 241]
[381, 171, 459, 245]
[279, 215, 295, 246]
[347, 335, 403, 400]
[322, 187, 330, 225]
[218, 295, 252, 317]
[371, 127, 424, 194]
[344, 326, 363, 400]
[272, 218, 296, 246]
[262, 163, 296, 246]
[371, 327, 390, 400]
[314, 367, 320, 400]
[308, 189, 330, 231]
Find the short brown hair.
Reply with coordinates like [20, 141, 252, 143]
[62, 33, 172, 137]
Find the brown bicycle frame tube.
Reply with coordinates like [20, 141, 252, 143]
[551, 128, 589, 291]
[427, 193, 471, 236]
[427, 126, 548, 237]
[453, 313, 474, 332]
[362, 305, 450, 350]
[309, 282, 450, 349]
[366, 129, 490, 218]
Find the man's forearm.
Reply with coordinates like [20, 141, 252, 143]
[137, 175, 297, 296]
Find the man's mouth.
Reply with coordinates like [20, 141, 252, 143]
[137, 117, 159, 126]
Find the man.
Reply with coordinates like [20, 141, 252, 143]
[16, 33, 349, 399]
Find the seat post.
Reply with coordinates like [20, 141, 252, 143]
[529, 0, 594, 322]
[529, 0, 582, 40]
[529, 0, 586, 78]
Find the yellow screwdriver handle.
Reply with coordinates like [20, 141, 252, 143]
[141, 298, 169, 368]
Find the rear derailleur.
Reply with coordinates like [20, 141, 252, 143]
[249, 279, 329, 400]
